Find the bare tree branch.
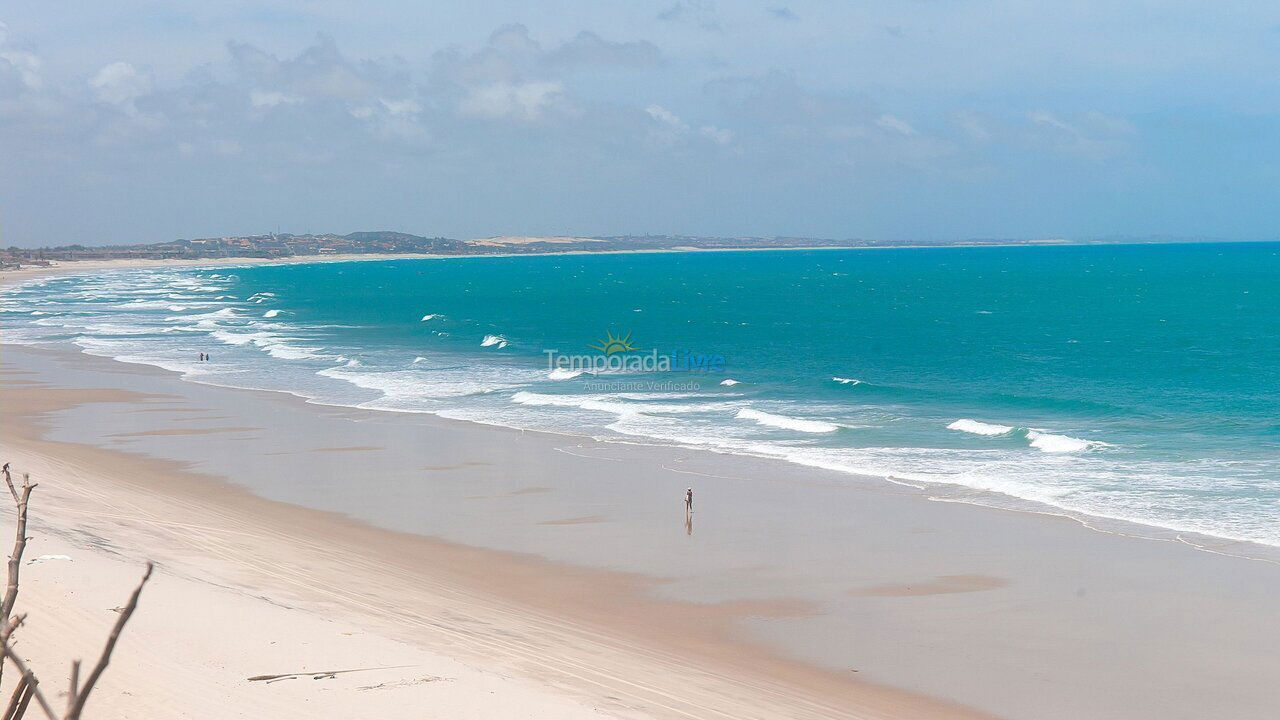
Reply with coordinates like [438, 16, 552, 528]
[64, 662, 77, 718]
[4, 670, 31, 720]
[1, 465, 16, 505]
[3, 670, 37, 720]
[0, 465, 34, 695]
[64, 562, 153, 720]
[0, 465, 153, 720]
[2, 472, 35, 624]
[0, 617, 56, 720]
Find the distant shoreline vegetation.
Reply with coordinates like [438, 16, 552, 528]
[3, 232, 1273, 266]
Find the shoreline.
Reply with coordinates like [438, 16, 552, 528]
[5, 344, 1280, 718]
[7, 238, 1279, 284]
[7, 255, 1276, 562]
[0, 346, 985, 720]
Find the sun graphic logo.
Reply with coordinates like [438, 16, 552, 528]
[589, 330, 639, 356]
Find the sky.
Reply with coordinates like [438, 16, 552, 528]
[2, 1, 1279, 246]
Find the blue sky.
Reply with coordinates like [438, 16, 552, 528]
[2, 1, 1278, 246]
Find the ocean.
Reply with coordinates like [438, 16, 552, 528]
[5, 243, 1279, 548]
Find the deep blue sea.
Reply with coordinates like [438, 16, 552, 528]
[5, 244, 1279, 546]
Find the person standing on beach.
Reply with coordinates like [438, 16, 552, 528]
[685, 487, 693, 515]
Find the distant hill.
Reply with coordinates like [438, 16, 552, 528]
[4, 232, 1258, 264]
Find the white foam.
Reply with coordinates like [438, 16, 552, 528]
[72, 337, 214, 376]
[947, 419, 1014, 436]
[263, 309, 281, 318]
[260, 342, 325, 360]
[548, 368, 583, 380]
[209, 330, 273, 346]
[511, 391, 727, 416]
[481, 334, 508, 349]
[413, 356, 428, 363]
[720, 378, 741, 386]
[611, 392, 713, 401]
[832, 376, 862, 385]
[169, 307, 239, 323]
[1026, 430, 1101, 453]
[420, 314, 441, 321]
[86, 322, 168, 336]
[320, 368, 512, 401]
[736, 408, 838, 433]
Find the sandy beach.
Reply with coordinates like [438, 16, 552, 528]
[0, 349, 989, 719]
[3, 261, 1280, 719]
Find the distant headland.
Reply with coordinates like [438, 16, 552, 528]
[0, 231, 1254, 269]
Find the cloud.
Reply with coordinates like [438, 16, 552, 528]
[1027, 109, 1135, 160]
[90, 62, 151, 106]
[0, 24, 41, 91]
[459, 80, 565, 121]
[0, 15, 1186, 246]
[954, 110, 992, 142]
[543, 31, 661, 68]
[646, 104, 687, 130]
[249, 90, 301, 107]
[699, 125, 734, 144]
[227, 35, 405, 103]
[876, 114, 916, 136]
[432, 24, 659, 123]
[645, 105, 734, 147]
[657, 0, 720, 30]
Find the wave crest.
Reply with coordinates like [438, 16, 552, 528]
[736, 408, 838, 433]
[947, 418, 1014, 436]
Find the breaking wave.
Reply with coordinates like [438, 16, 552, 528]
[736, 408, 839, 433]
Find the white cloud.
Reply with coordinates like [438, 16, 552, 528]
[459, 80, 564, 121]
[1028, 109, 1134, 160]
[954, 110, 992, 142]
[876, 114, 916, 136]
[699, 125, 734, 145]
[646, 104, 687, 130]
[250, 90, 302, 108]
[381, 98, 421, 117]
[90, 62, 150, 106]
[0, 48, 41, 90]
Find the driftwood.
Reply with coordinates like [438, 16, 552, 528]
[247, 664, 414, 682]
[0, 462, 154, 719]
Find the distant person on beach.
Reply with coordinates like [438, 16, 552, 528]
[685, 488, 693, 514]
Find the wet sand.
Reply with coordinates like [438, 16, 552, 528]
[3, 343, 1280, 718]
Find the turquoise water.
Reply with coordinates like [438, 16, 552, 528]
[5, 244, 1279, 546]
